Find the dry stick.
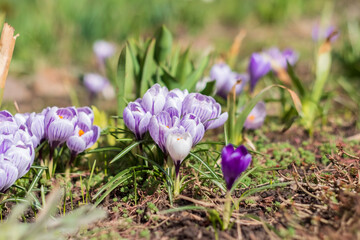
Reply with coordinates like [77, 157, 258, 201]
[0, 23, 19, 107]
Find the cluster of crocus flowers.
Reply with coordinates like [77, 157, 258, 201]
[221, 144, 252, 230]
[0, 111, 35, 192]
[123, 84, 228, 187]
[248, 47, 298, 91]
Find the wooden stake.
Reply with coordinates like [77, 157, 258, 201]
[0, 23, 19, 107]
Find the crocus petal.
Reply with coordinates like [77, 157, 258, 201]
[205, 112, 228, 130]
[67, 136, 87, 154]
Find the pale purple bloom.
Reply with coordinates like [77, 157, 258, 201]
[265, 47, 299, 69]
[163, 89, 188, 118]
[182, 93, 228, 130]
[244, 101, 267, 130]
[0, 161, 18, 192]
[0, 111, 19, 135]
[210, 63, 249, 98]
[123, 100, 152, 140]
[83, 73, 110, 94]
[66, 122, 100, 155]
[312, 24, 339, 42]
[180, 114, 205, 146]
[149, 111, 179, 153]
[77, 106, 94, 128]
[44, 107, 77, 148]
[15, 112, 45, 147]
[248, 53, 271, 91]
[221, 144, 252, 190]
[93, 40, 116, 63]
[141, 84, 169, 115]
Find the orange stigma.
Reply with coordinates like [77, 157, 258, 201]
[248, 115, 255, 122]
[58, 115, 64, 119]
[78, 129, 85, 136]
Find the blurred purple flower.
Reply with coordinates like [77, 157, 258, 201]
[221, 144, 252, 190]
[265, 47, 299, 69]
[244, 101, 267, 130]
[182, 93, 228, 130]
[149, 111, 179, 153]
[44, 107, 77, 148]
[93, 40, 116, 63]
[312, 24, 339, 43]
[210, 63, 249, 98]
[83, 73, 110, 94]
[141, 84, 169, 115]
[123, 100, 152, 140]
[248, 53, 271, 91]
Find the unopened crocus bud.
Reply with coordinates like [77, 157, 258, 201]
[221, 144, 252, 190]
[166, 131, 192, 176]
[123, 100, 152, 140]
[248, 53, 271, 91]
[244, 101, 266, 130]
[141, 84, 169, 115]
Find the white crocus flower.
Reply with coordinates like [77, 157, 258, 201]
[166, 132, 193, 165]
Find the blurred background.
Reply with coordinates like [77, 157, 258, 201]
[0, 0, 359, 113]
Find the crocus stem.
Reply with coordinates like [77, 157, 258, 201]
[174, 161, 181, 197]
[222, 191, 232, 230]
[48, 147, 54, 179]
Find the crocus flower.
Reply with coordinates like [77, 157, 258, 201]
[166, 130, 192, 176]
[149, 111, 179, 152]
[182, 93, 228, 130]
[248, 53, 271, 91]
[210, 63, 249, 98]
[83, 73, 110, 94]
[93, 40, 116, 63]
[265, 47, 299, 69]
[15, 112, 45, 147]
[44, 107, 77, 148]
[0, 111, 20, 135]
[180, 113, 205, 146]
[312, 24, 339, 43]
[123, 100, 152, 140]
[141, 84, 169, 115]
[0, 161, 18, 193]
[221, 144, 252, 190]
[163, 89, 189, 118]
[77, 107, 95, 128]
[66, 122, 100, 159]
[244, 101, 267, 130]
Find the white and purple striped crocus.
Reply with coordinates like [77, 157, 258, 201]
[244, 101, 267, 130]
[44, 107, 78, 149]
[0, 111, 35, 192]
[182, 93, 228, 130]
[15, 112, 45, 147]
[221, 144, 252, 190]
[163, 89, 189, 117]
[141, 83, 169, 115]
[123, 100, 152, 140]
[210, 63, 249, 98]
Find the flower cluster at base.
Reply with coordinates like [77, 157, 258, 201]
[0, 107, 100, 192]
[124, 84, 228, 174]
[221, 144, 252, 190]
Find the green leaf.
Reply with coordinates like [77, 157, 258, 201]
[175, 48, 192, 85]
[140, 39, 156, 96]
[182, 55, 209, 91]
[286, 61, 306, 97]
[109, 141, 144, 164]
[154, 25, 173, 64]
[200, 80, 216, 96]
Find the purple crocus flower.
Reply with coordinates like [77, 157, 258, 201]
[148, 111, 179, 152]
[248, 53, 271, 91]
[15, 112, 45, 147]
[93, 40, 116, 63]
[141, 84, 169, 115]
[265, 47, 299, 69]
[77, 106, 95, 128]
[182, 93, 228, 130]
[66, 122, 100, 160]
[221, 144, 252, 190]
[244, 101, 267, 130]
[44, 107, 78, 148]
[0, 161, 18, 193]
[83, 73, 110, 94]
[0, 111, 20, 135]
[210, 63, 249, 98]
[163, 88, 189, 117]
[180, 113, 205, 146]
[312, 24, 339, 43]
[123, 100, 152, 140]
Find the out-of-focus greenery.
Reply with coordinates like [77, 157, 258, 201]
[1, 0, 329, 71]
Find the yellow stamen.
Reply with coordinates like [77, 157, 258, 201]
[166, 126, 169, 128]
[248, 115, 255, 122]
[78, 129, 85, 136]
[58, 115, 63, 119]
